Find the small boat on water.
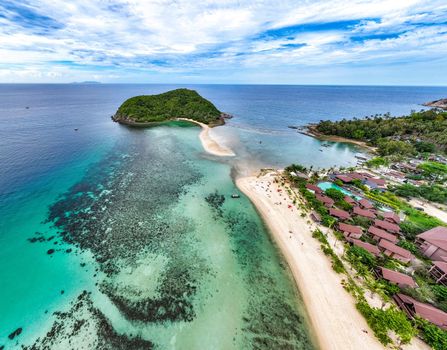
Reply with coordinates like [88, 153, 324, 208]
[231, 194, 240, 198]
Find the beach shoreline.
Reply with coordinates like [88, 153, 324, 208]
[236, 173, 386, 350]
[303, 124, 377, 152]
[176, 118, 235, 157]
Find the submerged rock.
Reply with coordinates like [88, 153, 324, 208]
[8, 327, 22, 340]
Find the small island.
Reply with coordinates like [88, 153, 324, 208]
[112, 88, 227, 127]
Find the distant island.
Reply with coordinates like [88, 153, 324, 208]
[424, 98, 447, 110]
[112, 88, 229, 127]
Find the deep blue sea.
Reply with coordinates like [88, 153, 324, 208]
[0, 84, 446, 349]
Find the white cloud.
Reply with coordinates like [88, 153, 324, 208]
[0, 0, 446, 82]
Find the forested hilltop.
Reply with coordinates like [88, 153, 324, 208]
[313, 109, 447, 156]
[113, 88, 224, 126]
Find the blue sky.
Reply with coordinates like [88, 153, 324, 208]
[0, 0, 446, 84]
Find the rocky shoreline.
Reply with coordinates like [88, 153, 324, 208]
[423, 98, 447, 110]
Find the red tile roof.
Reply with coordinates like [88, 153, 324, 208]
[329, 208, 351, 220]
[344, 196, 356, 204]
[368, 226, 398, 243]
[306, 183, 322, 193]
[351, 239, 381, 255]
[339, 223, 362, 235]
[353, 206, 376, 219]
[380, 267, 416, 288]
[335, 174, 353, 183]
[347, 172, 368, 180]
[378, 239, 414, 262]
[315, 194, 335, 206]
[417, 226, 447, 252]
[374, 219, 400, 233]
[358, 198, 374, 209]
[396, 293, 447, 329]
[382, 211, 400, 224]
[368, 178, 386, 186]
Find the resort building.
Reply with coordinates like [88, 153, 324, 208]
[377, 267, 417, 288]
[428, 261, 447, 286]
[353, 206, 376, 219]
[378, 239, 414, 263]
[367, 226, 398, 244]
[338, 223, 362, 242]
[358, 198, 374, 210]
[344, 196, 356, 205]
[351, 239, 381, 256]
[329, 208, 351, 221]
[416, 226, 447, 261]
[382, 211, 400, 224]
[335, 174, 353, 183]
[316, 194, 335, 208]
[365, 178, 386, 191]
[374, 219, 401, 234]
[347, 172, 369, 181]
[394, 293, 447, 330]
[306, 183, 322, 194]
[310, 211, 321, 223]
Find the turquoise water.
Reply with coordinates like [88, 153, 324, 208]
[2, 84, 447, 349]
[317, 181, 362, 200]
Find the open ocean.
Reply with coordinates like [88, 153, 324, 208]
[1, 84, 446, 349]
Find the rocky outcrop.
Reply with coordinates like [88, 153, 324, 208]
[423, 98, 447, 110]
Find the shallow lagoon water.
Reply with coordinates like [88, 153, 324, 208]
[1, 84, 447, 348]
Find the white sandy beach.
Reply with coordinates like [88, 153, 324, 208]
[236, 174, 385, 349]
[236, 174, 430, 350]
[176, 118, 235, 157]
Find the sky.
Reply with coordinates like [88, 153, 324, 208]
[0, 0, 446, 85]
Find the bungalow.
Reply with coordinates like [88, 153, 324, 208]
[351, 239, 381, 256]
[378, 239, 414, 263]
[316, 194, 335, 208]
[374, 219, 400, 234]
[382, 212, 400, 224]
[428, 261, 447, 286]
[329, 208, 351, 221]
[335, 174, 353, 183]
[358, 198, 374, 210]
[310, 211, 321, 223]
[306, 183, 322, 194]
[394, 293, 447, 330]
[368, 226, 398, 244]
[339, 222, 363, 241]
[344, 196, 356, 205]
[347, 172, 369, 181]
[353, 206, 376, 219]
[416, 226, 447, 261]
[378, 267, 417, 288]
[365, 177, 386, 190]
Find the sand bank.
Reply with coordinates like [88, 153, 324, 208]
[236, 173, 385, 350]
[176, 118, 235, 157]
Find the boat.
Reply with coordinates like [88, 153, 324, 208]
[231, 194, 240, 198]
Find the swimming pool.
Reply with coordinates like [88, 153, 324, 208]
[317, 181, 362, 200]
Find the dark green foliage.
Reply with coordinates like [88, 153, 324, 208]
[285, 163, 308, 174]
[335, 200, 353, 211]
[397, 240, 419, 255]
[315, 109, 447, 153]
[115, 89, 222, 124]
[400, 221, 423, 240]
[377, 139, 415, 156]
[417, 319, 447, 350]
[415, 141, 436, 153]
[351, 215, 372, 229]
[325, 188, 345, 201]
[346, 245, 377, 270]
[334, 179, 344, 187]
[432, 285, 447, 302]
